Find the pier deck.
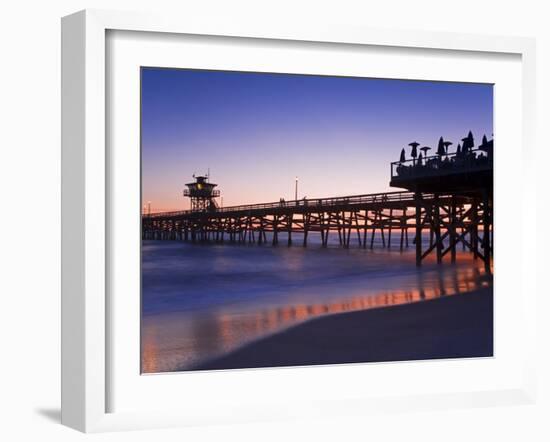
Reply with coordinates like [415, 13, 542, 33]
[143, 189, 491, 267]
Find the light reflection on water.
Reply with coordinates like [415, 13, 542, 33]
[141, 239, 492, 374]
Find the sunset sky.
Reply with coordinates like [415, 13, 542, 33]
[141, 68, 493, 212]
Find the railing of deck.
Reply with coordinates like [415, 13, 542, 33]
[391, 148, 492, 180]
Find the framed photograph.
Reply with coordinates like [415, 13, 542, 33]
[61, 9, 537, 432]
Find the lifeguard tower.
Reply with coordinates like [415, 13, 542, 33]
[183, 174, 220, 212]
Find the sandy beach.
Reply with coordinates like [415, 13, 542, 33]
[194, 287, 493, 371]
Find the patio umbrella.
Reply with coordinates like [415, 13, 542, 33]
[478, 134, 489, 151]
[461, 131, 474, 151]
[399, 148, 406, 162]
[443, 141, 453, 153]
[456, 143, 462, 155]
[420, 146, 431, 159]
[437, 137, 446, 156]
[409, 141, 419, 159]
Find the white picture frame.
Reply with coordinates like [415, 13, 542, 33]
[61, 9, 537, 433]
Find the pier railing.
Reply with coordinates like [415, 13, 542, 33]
[144, 190, 421, 219]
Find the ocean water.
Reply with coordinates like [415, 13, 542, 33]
[141, 233, 492, 373]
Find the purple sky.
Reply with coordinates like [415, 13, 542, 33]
[141, 68, 493, 212]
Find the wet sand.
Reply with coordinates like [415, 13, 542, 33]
[194, 287, 493, 370]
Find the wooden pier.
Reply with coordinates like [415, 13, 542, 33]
[142, 134, 493, 268]
[143, 190, 491, 267]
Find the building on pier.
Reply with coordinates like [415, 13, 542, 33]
[389, 132, 493, 268]
[390, 134, 493, 194]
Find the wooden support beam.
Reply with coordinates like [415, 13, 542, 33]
[482, 190, 491, 271]
[450, 198, 457, 263]
[287, 214, 293, 246]
[273, 215, 279, 245]
[415, 193, 422, 266]
[325, 212, 332, 247]
[354, 211, 362, 246]
[303, 213, 310, 247]
[363, 209, 368, 249]
[370, 210, 377, 249]
[337, 211, 343, 245]
[460, 206, 466, 251]
[258, 217, 264, 245]
[380, 212, 386, 248]
[388, 208, 393, 248]
[471, 198, 479, 259]
[434, 195, 443, 264]
[345, 212, 352, 248]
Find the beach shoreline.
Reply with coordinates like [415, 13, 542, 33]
[192, 287, 493, 371]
